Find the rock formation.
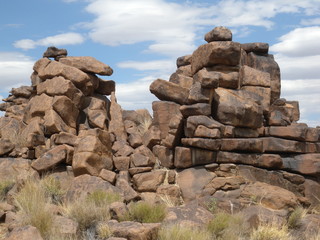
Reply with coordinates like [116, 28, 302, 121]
[0, 28, 319, 239]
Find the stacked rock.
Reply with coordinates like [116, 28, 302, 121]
[149, 26, 320, 178]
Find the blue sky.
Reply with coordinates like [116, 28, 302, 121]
[0, 0, 320, 126]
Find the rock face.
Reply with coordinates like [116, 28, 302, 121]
[0, 27, 320, 239]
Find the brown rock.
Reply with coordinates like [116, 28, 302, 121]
[7, 225, 43, 240]
[156, 185, 181, 206]
[53, 132, 78, 146]
[0, 158, 38, 181]
[204, 26, 232, 42]
[10, 86, 34, 98]
[99, 169, 117, 184]
[286, 100, 300, 122]
[31, 145, 67, 172]
[108, 220, 160, 240]
[241, 86, 271, 113]
[116, 171, 139, 202]
[109, 93, 127, 141]
[177, 167, 216, 202]
[205, 176, 245, 192]
[152, 145, 174, 168]
[263, 137, 306, 153]
[240, 65, 271, 87]
[212, 88, 263, 128]
[188, 82, 212, 104]
[162, 114, 184, 149]
[191, 41, 241, 75]
[130, 153, 153, 168]
[221, 138, 263, 153]
[176, 55, 192, 67]
[53, 215, 78, 235]
[43, 109, 76, 135]
[247, 52, 281, 103]
[174, 147, 192, 168]
[0, 139, 14, 156]
[59, 56, 113, 76]
[181, 138, 221, 151]
[306, 127, 320, 142]
[282, 154, 320, 176]
[52, 95, 79, 128]
[128, 167, 153, 175]
[304, 179, 320, 207]
[268, 124, 308, 141]
[180, 103, 211, 117]
[128, 133, 143, 148]
[241, 182, 298, 210]
[194, 125, 221, 138]
[96, 79, 115, 95]
[43, 46, 67, 58]
[33, 58, 51, 73]
[38, 61, 90, 89]
[241, 43, 269, 54]
[36, 76, 84, 107]
[142, 126, 161, 149]
[192, 68, 219, 88]
[234, 127, 259, 138]
[150, 79, 189, 105]
[132, 170, 166, 192]
[169, 73, 194, 89]
[23, 93, 53, 123]
[65, 174, 123, 202]
[176, 65, 192, 77]
[113, 157, 130, 171]
[113, 141, 134, 157]
[185, 115, 225, 138]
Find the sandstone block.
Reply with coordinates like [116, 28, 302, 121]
[241, 86, 271, 113]
[128, 133, 143, 148]
[180, 103, 211, 117]
[185, 115, 225, 138]
[31, 145, 67, 172]
[176, 55, 192, 67]
[193, 68, 219, 88]
[176, 65, 192, 77]
[128, 167, 153, 176]
[267, 103, 295, 126]
[174, 147, 192, 168]
[96, 79, 115, 95]
[23, 93, 53, 123]
[234, 127, 259, 138]
[99, 169, 117, 184]
[212, 88, 263, 128]
[204, 26, 232, 42]
[240, 65, 271, 87]
[181, 138, 221, 151]
[268, 124, 308, 141]
[52, 95, 79, 128]
[152, 145, 174, 168]
[109, 93, 127, 141]
[116, 171, 139, 202]
[282, 154, 320, 176]
[188, 82, 211, 104]
[221, 138, 264, 153]
[44, 109, 76, 135]
[53, 132, 78, 146]
[130, 153, 153, 168]
[59, 56, 113, 76]
[194, 125, 221, 138]
[263, 137, 306, 153]
[191, 41, 241, 75]
[10, 86, 34, 98]
[150, 79, 189, 105]
[113, 157, 130, 171]
[169, 73, 194, 89]
[132, 170, 166, 192]
[142, 126, 161, 149]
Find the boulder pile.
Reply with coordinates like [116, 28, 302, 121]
[0, 27, 319, 239]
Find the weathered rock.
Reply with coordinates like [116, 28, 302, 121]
[43, 46, 67, 59]
[52, 132, 78, 146]
[108, 220, 160, 240]
[180, 103, 211, 117]
[153, 145, 174, 168]
[96, 79, 115, 95]
[234, 127, 259, 138]
[169, 73, 194, 89]
[212, 88, 263, 128]
[181, 138, 221, 151]
[267, 103, 295, 126]
[116, 171, 139, 202]
[52, 95, 79, 128]
[7, 225, 43, 240]
[240, 65, 271, 87]
[31, 145, 67, 172]
[188, 82, 211, 104]
[150, 79, 189, 105]
[53, 215, 78, 236]
[247, 52, 281, 103]
[113, 157, 130, 171]
[43, 109, 76, 135]
[204, 26, 232, 42]
[174, 147, 192, 168]
[109, 93, 127, 141]
[191, 41, 241, 75]
[241, 43, 269, 54]
[37, 76, 84, 107]
[177, 167, 216, 202]
[282, 154, 320, 176]
[109, 202, 129, 221]
[194, 125, 221, 138]
[286, 100, 300, 122]
[0, 158, 38, 181]
[128, 167, 153, 176]
[128, 133, 143, 148]
[59, 56, 113, 76]
[176, 65, 192, 77]
[156, 185, 181, 206]
[113, 141, 134, 157]
[0, 139, 14, 156]
[192, 68, 219, 88]
[304, 179, 320, 207]
[10, 86, 34, 98]
[184, 115, 225, 138]
[23, 93, 53, 123]
[221, 138, 263, 153]
[142, 126, 161, 149]
[240, 181, 299, 210]
[132, 170, 166, 192]
[65, 174, 123, 202]
[130, 153, 153, 168]
[205, 176, 246, 193]
[263, 137, 306, 153]
[176, 55, 192, 67]
[99, 169, 117, 184]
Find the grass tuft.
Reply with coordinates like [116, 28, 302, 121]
[158, 224, 211, 240]
[96, 222, 113, 239]
[121, 201, 166, 223]
[0, 180, 15, 201]
[287, 207, 307, 229]
[251, 224, 290, 240]
[41, 176, 65, 204]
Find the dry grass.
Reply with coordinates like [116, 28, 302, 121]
[41, 176, 65, 204]
[287, 207, 307, 229]
[135, 109, 153, 135]
[96, 222, 113, 239]
[251, 224, 290, 240]
[158, 224, 212, 240]
[14, 178, 55, 238]
[0, 180, 15, 201]
[120, 201, 167, 223]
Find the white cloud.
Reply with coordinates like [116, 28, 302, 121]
[14, 32, 85, 50]
[117, 60, 175, 72]
[0, 52, 34, 92]
[270, 27, 320, 57]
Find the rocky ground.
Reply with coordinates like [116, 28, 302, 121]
[0, 27, 319, 240]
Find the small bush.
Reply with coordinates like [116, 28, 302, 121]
[158, 224, 211, 240]
[41, 176, 65, 204]
[287, 207, 307, 229]
[96, 222, 113, 239]
[251, 224, 290, 240]
[14, 178, 54, 238]
[0, 180, 14, 201]
[206, 198, 218, 213]
[121, 201, 166, 223]
[63, 190, 115, 231]
[207, 212, 231, 237]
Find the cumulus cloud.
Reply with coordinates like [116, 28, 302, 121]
[117, 60, 175, 72]
[0, 52, 34, 92]
[14, 32, 85, 50]
[301, 17, 320, 25]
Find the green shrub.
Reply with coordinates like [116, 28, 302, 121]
[158, 224, 211, 240]
[206, 198, 218, 213]
[121, 201, 166, 223]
